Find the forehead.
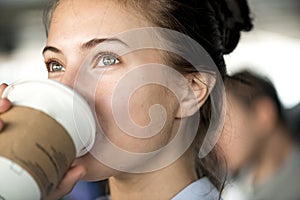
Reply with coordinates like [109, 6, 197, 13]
[48, 0, 149, 43]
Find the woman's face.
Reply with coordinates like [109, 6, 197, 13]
[43, 0, 182, 180]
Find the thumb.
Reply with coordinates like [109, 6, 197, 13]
[45, 165, 86, 200]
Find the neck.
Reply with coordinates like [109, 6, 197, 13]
[253, 125, 295, 185]
[108, 149, 197, 200]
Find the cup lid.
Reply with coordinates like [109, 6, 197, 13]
[2, 79, 96, 157]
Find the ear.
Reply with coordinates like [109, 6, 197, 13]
[253, 97, 277, 135]
[176, 72, 216, 118]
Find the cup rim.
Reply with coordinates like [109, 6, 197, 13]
[2, 79, 96, 157]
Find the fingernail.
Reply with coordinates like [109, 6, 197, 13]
[0, 83, 7, 91]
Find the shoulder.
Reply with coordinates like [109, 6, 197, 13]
[252, 146, 300, 199]
[172, 177, 222, 200]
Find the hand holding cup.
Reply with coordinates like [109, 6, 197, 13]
[0, 80, 96, 200]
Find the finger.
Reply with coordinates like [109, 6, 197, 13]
[45, 165, 86, 200]
[0, 98, 12, 113]
[0, 83, 8, 95]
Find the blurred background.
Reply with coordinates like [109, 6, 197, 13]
[0, 0, 299, 108]
[0, 0, 48, 83]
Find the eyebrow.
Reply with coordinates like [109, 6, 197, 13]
[42, 46, 62, 55]
[42, 38, 128, 55]
[82, 38, 128, 49]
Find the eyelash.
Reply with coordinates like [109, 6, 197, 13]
[94, 51, 121, 68]
[44, 58, 65, 73]
[44, 51, 121, 73]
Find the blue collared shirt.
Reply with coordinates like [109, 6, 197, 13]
[94, 177, 221, 200]
[172, 177, 221, 200]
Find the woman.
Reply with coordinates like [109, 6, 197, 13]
[0, 0, 252, 199]
[219, 70, 300, 200]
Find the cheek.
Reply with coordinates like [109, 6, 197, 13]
[128, 85, 177, 126]
[73, 153, 119, 181]
[94, 82, 178, 153]
[94, 79, 116, 134]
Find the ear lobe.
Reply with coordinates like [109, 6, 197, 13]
[254, 98, 277, 135]
[176, 72, 216, 118]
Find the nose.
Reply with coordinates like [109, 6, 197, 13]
[58, 67, 78, 89]
[57, 64, 93, 102]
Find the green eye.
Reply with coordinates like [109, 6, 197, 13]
[47, 61, 65, 72]
[97, 53, 120, 67]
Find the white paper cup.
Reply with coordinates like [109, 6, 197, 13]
[0, 79, 96, 199]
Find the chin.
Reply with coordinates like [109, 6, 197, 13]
[74, 153, 117, 181]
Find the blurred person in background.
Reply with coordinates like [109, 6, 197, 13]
[286, 102, 300, 141]
[219, 70, 300, 200]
